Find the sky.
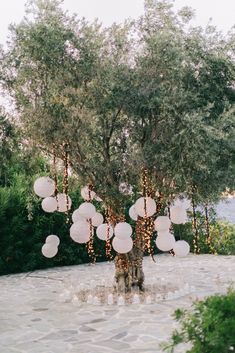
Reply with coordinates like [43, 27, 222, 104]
[0, 0, 234, 45]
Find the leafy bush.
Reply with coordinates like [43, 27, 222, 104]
[0, 174, 107, 275]
[163, 289, 235, 353]
[173, 209, 235, 255]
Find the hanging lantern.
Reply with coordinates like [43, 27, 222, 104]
[155, 232, 176, 251]
[72, 209, 87, 223]
[154, 216, 171, 232]
[96, 223, 113, 241]
[112, 237, 133, 254]
[78, 202, 96, 219]
[45, 235, 60, 247]
[170, 206, 187, 224]
[81, 186, 96, 201]
[57, 193, 72, 212]
[91, 212, 104, 227]
[70, 221, 90, 239]
[34, 177, 55, 198]
[114, 222, 132, 240]
[41, 243, 58, 258]
[135, 197, 156, 217]
[41, 197, 57, 213]
[129, 205, 138, 221]
[173, 240, 190, 257]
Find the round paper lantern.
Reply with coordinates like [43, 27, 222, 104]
[170, 206, 187, 224]
[91, 212, 104, 227]
[81, 186, 96, 201]
[96, 223, 114, 241]
[155, 232, 176, 252]
[41, 243, 58, 258]
[72, 209, 87, 223]
[57, 193, 72, 212]
[129, 205, 138, 221]
[154, 216, 171, 231]
[34, 177, 55, 198]
[173, 240, 190, 257]
[135, 197, 156, 218]
[41, 197, 57, 213]
[114, 222, 132, 240]
[112, 237, 133, 254]
[70, 231, 90, 243]
[78, 202, 96, 219]
[46, 234, 60, 246]
[70, 221, 90, 239]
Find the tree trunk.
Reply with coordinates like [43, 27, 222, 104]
[114, 218, 147, 293]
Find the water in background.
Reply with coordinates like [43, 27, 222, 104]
[215, 198, 235, 224]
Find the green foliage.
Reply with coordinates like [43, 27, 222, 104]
[162, 289, 235, 353]
[174, 209, 235, 255]
[0, 174, 107, 275]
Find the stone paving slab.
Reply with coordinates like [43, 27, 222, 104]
[0, 254, 234, 353]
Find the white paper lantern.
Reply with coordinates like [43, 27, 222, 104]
[96, 223, 114, 241]
[81, 186, 96, 201]
[173, 240, 190, 257]
[75, 233, 90, 244]
[41, 197, 57, 213]
[78, 202, 96, 219]
[112, 237, 133, 254]
[155, 232, 176, 252]
[91, 212, 104, 227]
[114, 222, 132, 240]
[70, 221, 90, 238]
[41, 243, 58, 258]
[135, 197, 156, 217]
[46, 234, 60, 246]
[57, 193, 72, 212]
[154, 216, 171, 231]
[34, 177, 55, 198]
[129, 205, 138, 221]
[170, 206, 187, 224]
[72, 209, 87, 223]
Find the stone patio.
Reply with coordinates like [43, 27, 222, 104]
[0, 254, 234, 353]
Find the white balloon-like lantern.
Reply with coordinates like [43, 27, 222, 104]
[135, 197, 156, 218]
[41, 243, 58, 258]
[41, 197, 57, 213]
[112, 237, 133, 254]
[155, 232, 176, 251]
[56, 193, 72, 212]
[173, 240, 190, 257]
[78, 202, 96, 219]
[96, 223, 114, 241]
[46, 234, 60, 246]
[91, 212, 104, 227]
[34, 177, 55, 198]
[114, 222, 132, 240]
[72, 209, 87, 223]
[129, 205, 138, 221]
[154, 216, 171, 231]
[81, 186, 96, 201]
[70, 221, 90, 238]
[170, 206, 187, 224]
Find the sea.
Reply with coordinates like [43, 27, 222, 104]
[215, 198, 235, 224]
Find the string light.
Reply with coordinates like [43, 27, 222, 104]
[204, 205, 216, 255]
[191, 189, 200, 254]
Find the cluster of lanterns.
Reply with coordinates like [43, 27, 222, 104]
[33, 176, 190, 259]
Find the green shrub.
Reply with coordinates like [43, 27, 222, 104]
[0, 174, 107, 275]
[163, 289, 235, 353]
[173, 210, 235, 255]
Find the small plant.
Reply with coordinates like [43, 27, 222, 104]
[162, 288, 235, 353]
